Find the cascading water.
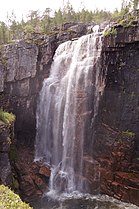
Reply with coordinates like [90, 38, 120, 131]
[35, 28, 106, 195]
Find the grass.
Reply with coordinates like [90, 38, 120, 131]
[0, 109, 15, 124]
[0, 185, 32, 209]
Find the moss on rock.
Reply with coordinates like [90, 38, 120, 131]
[0, 109, 15, 124]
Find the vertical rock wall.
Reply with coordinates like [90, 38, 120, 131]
[0, 27, 86, 145]
[94, 26, 139, 206]
[0, 39, 56, 145]
[0, 28, 89, 203]
[0, 121, 14, 185]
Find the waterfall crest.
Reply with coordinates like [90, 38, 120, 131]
[35, 31, 105, 194]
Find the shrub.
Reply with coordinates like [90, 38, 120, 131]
[103, 27, 117, 37]
[0, 185, 32, 208]
[122, 130, 135, 138]
[0, 109, 15, 124]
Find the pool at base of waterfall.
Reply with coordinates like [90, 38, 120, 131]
[33, 192, 139, 209]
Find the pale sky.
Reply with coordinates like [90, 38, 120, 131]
[0, 0, 124, 22]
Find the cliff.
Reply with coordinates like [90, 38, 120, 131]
[0, 121, 13, 185]
[0, 24, 139, 206]
[0, 25, 89, 203]
[0, 24, 88, 145]
[0, 39, 52, 145]
[95, 25, 139, 205]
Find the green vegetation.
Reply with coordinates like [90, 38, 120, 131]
[0, 56, 8, 66]
[0, 0, 138, 44]
[104, 27, 117, 37]
[132, 0, 139, 9]
[0, 185, 32, 209]
[0, 109, 15, 124]
[9, 144, 18, 161]
[0, 7, 114, 44]
[12, 176, 19, 190]
[122, 130, 135, 138]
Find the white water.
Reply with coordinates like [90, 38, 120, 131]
[36, 193, 139, 209]
[35, 30, 106, 194]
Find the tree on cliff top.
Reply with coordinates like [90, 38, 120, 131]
[132, 0, 139, 9]
[0, 0, 139, 44]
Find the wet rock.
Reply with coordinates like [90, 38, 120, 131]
[0, 64, 5, 92]
[13, 144, 50, 203]
[93, 25, 139, 205]
[0, 121, 14, 185]
[39, 166, 51, 177]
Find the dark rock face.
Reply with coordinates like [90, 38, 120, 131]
[0, 121, 14, 185]
[93, 26, 139, 206]
[0, 40, 52, 145]
[13, 144, 50, 203]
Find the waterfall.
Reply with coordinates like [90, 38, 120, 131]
[35, 30, 105, 195]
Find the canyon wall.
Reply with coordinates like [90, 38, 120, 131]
[0, 24, 139, 205]
[0, 24, 87, 145]
[0, 121, 14, 185]
[0, 38, 54, 144]
[95, 25, 139, 205]
[0, 25, 89, 203]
